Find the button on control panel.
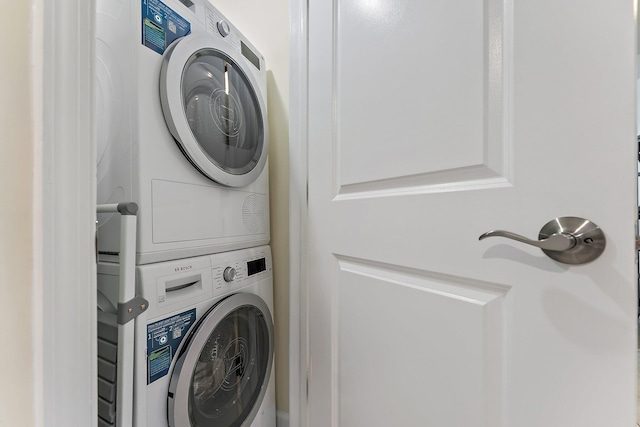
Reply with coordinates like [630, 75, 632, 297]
[223, 266, 237, 282]
[217, 20, 231, 37]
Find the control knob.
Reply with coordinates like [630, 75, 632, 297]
[223, 267, 237, 282]
[217, 20, 231, 37]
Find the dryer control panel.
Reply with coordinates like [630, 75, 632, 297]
[204, 2, 265, 76]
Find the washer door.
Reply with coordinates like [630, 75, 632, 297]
[160, 33, 268, 188]
[168, 293, 274, 427]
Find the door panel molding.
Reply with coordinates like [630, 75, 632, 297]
[333, 256, 508, 426]
[330, 0, 514, 198]
[334, 167, 511, 200]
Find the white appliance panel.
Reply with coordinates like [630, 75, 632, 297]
[97, 245, 275, 427]
[96, 0, 270, 264]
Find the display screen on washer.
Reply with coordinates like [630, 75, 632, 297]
[189, 305, 270, 425]
[241, 41, 260, 71]
[181, 49, 264, 175]
[247, 258, 266, 276]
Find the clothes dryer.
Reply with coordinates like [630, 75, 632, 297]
[97, 245, 276, 427]
[96, 0, 269, 264]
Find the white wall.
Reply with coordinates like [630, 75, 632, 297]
[213, 0, 290, 414]
[0, 2, 39, 426]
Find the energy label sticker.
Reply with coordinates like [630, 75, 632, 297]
[147, 308, 196, 384]
[141, 0, 191, 54]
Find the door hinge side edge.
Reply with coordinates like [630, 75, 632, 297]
[306, 356, 312, 403]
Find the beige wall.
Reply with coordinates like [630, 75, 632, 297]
[212, 0, 290, 414]
[0, 2, 37, 426]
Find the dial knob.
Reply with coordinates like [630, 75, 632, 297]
[223, 267, 237, 282]
[217, 20, 231, 37]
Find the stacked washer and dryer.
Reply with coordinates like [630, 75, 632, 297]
[95, 0, 275, 426]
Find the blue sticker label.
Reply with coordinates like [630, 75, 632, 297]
[147, 308, 196, 384]
[141, 0, 191, 54]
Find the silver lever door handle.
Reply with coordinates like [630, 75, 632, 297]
[478, 230, 575, 251]
[478, 216, 606, 265]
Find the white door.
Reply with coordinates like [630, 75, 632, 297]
[305, 0, 637, 426]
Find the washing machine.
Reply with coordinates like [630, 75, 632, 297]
[96, 0, 270, 264]
[97, 245, 276, 427]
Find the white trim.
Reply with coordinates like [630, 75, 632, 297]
[42, 1, 97, 426]
[277, 410, 290, 427]
[288, 0, 309, 425]
[31, 1, 44, 426]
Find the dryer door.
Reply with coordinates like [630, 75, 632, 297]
[168, 293, 274, 427]
[160, 33, 268, 188]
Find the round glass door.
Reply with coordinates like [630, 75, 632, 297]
[168, 294, 274, 427]
[160, 34, 269, 188]
[182, 50, 263, 176]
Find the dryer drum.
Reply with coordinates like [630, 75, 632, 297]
[180, 51, 263, 174]
[160, 33, 269, 188]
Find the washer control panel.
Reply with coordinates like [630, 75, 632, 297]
[211, 246, 271, 296]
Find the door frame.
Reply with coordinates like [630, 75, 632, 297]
[41, 0, 97, 425]
[288, 0, 309, 425]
